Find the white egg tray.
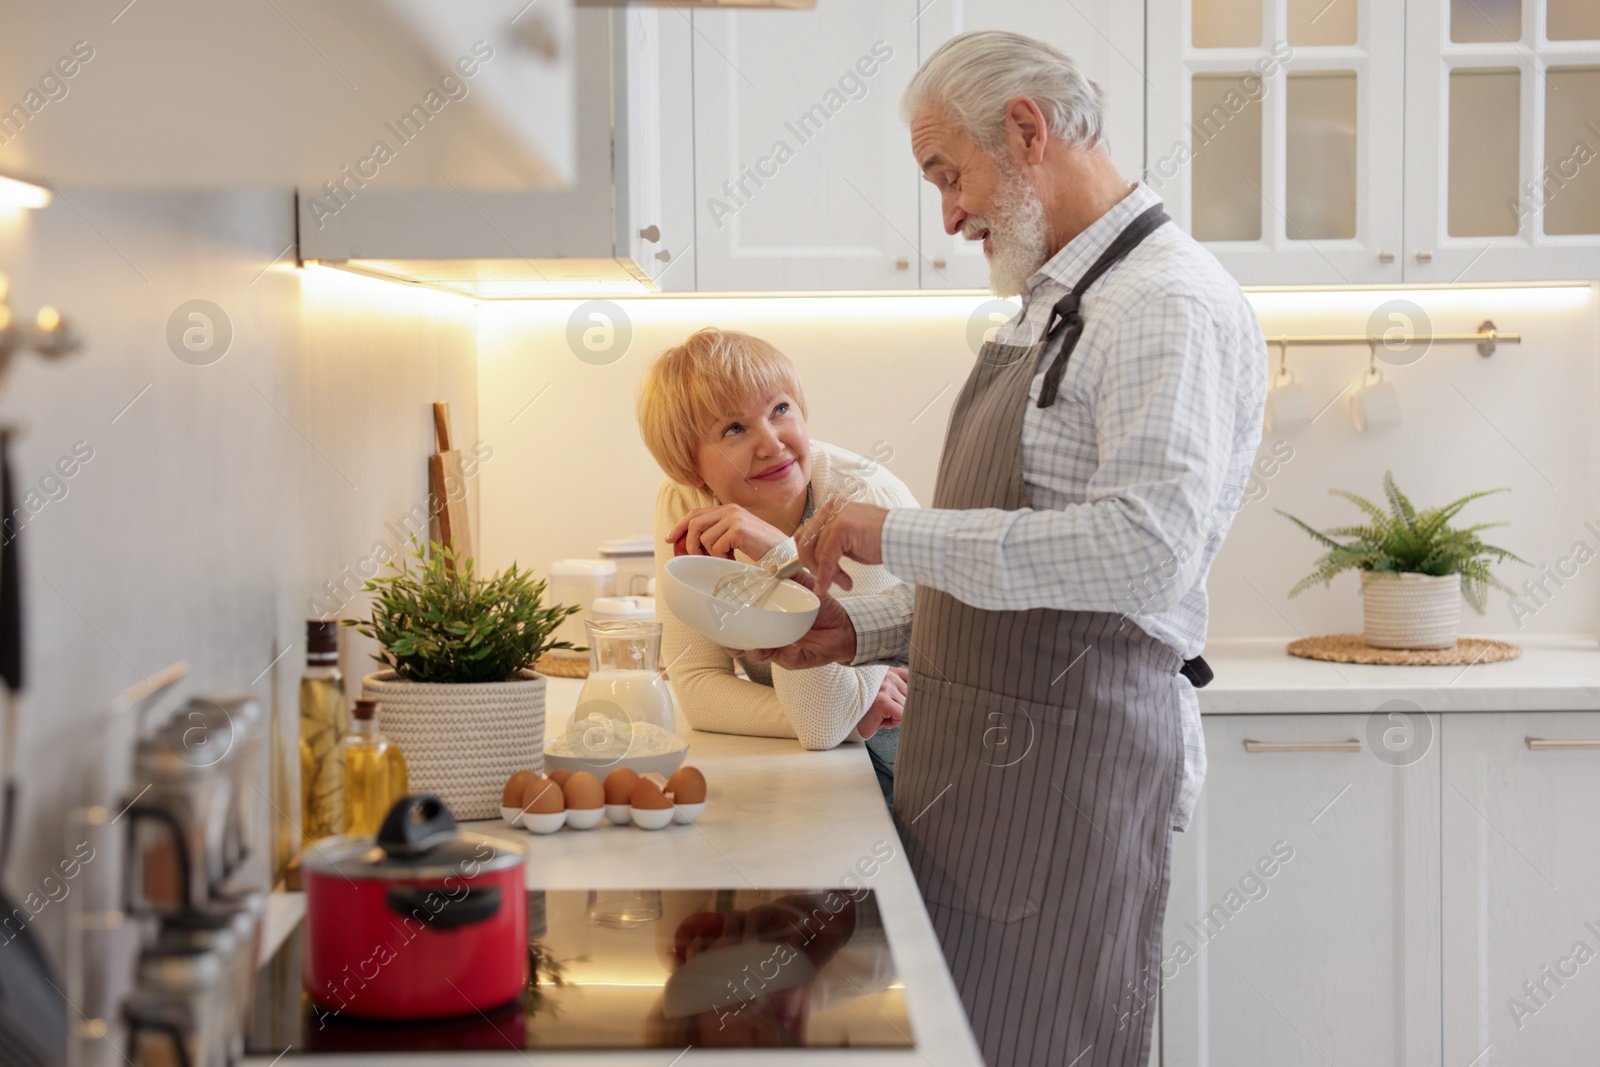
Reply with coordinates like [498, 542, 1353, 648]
[499, 802, 705, 833]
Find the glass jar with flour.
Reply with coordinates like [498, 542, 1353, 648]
[574, 620, 675, 735]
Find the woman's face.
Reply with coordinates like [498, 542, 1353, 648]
[693, 390, 811, 515]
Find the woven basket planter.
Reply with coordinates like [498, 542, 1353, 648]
[361, 669, 545, 821]
[1361, 572, 1462, 650]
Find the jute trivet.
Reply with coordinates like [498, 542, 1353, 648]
[535, 652, 589, 679]
[1286, 633, 1521, 665]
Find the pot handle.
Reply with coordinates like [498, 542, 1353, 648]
[376, 794, 458, 858]
[385, 885, 503, 931]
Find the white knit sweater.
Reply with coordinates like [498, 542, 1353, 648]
[654, 441, 918, 749]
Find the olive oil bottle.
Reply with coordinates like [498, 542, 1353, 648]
[342, 698, 408, 835]
[299, 619, 349, 843]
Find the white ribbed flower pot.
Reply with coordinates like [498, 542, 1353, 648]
[361, 669, 545, 821]
[1361, 573, 1462, 650]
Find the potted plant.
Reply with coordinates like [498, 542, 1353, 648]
[346, 538, 579, 820]
[1278, 472, 1525, 650]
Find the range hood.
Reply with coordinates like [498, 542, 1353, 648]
[299, 8, 676, 297]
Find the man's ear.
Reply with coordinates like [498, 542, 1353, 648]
[1005, 95, 1049, 166]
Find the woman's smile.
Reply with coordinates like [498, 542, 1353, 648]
[752, 457, 797, 482]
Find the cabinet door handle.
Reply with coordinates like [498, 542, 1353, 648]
[1243, 739, 1361, 753]
[1379, 250, 1396, 263]
[1416, 250, 1434, 262]
[638, 225, 661, 243]
[1526, 737, 1600, 750]
[932, 256, 947, 269]
[895, 257, 910, 270]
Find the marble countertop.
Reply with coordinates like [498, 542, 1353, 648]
[248, 676, 984, 1067]
[1198, 634, 1600, 713]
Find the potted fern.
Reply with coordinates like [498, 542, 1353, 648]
[1278, 472, 1525, 650]
[346, 538, 579, 819]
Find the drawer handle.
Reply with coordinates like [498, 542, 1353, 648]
[1526, 737, 1600, 750]
[1244, 739, 1361, 753]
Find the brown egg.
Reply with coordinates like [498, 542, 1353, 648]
[502, 770, 537, 807]
[521, 776, 565, 815]
[563, 772, 604, 811]
[547, 768, 573, 788]
[665, 766, 707, 805]
[603, 767, 640, 806]
[630, 778, 672, 811]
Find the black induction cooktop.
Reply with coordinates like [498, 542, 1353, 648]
[246, 888, 913, 1054]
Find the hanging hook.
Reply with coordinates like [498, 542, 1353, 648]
[1367, 339, 1379, 381]
[1275, 339, 1289, 384]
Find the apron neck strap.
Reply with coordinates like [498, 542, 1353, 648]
[1037, 204, 1171, 409]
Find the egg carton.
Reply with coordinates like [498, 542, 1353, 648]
[499, 767, 706, 833]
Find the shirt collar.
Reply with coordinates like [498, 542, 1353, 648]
[1022, 182, 1163, 299]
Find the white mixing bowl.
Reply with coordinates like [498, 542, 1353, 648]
[662, 556, 820, 649]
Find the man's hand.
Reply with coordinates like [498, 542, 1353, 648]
[666, 504, 787, 561]
[795, 498, 888, 594]
[855, 666, 907, 739]
[730, 571, 858, 670]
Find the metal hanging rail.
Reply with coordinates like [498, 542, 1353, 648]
[1263, 320, 1520, 358]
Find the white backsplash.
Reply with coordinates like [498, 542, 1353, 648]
[478, 284, 1600, 642]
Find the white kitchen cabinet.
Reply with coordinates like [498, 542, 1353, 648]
[299, 8, 692, 296]
[1161, 713, 1440, 1066]
[913, 0, 1146, 291]
[1146, 0, 1408, 285]
[1440, 712, 1600, 1067]
[690, 1, 921, 291]
[0, 0, 576, 190]
[1404, 0, 1600, 282]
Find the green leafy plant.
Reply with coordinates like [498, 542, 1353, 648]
[345, 538, 580, 684]
[1277, 471, 1526, 613]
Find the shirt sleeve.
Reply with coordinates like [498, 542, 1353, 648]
[839, 585, 914, 666]
[879, 293, 1238, 615]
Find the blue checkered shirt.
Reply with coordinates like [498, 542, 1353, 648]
[842, 183, 1267, 830]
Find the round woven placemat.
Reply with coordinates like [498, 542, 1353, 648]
[535, 652, 589, 679]
[1287, 634, 1522, 665]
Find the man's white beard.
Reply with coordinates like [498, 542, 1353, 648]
[964, 163, 1051, 298]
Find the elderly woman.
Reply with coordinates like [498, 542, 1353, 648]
[636, 328, 915, 800]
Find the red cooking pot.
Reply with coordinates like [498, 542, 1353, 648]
[302, 794, 527, 1021]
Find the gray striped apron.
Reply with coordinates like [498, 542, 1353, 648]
[893, 206, 1182, 1067]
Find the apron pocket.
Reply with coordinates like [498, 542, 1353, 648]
[896, 675, 1078, 925]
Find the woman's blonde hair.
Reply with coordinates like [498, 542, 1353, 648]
[637, 328, 808, 487]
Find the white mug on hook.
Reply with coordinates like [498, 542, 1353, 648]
[1265, 369, 1311, 433]
[1351, 369, 1402, 432]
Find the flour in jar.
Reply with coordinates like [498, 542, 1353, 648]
[547, 711, 685, 758]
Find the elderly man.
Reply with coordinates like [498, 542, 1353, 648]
[742, 30, 1268, 1067]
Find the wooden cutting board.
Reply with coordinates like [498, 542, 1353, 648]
[430, 401, 472, 567]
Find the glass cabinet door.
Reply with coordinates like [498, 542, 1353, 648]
[1405, 0, 1600, 281]
[1146, 0, 1407, 285]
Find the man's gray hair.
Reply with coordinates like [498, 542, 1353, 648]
[901, 30, 1105, 154]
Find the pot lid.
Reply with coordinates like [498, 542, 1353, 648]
[301, 794, 525, 879]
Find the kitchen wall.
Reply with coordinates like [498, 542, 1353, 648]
[0, 192, 476, 961]
[477, 284, 1600, 640]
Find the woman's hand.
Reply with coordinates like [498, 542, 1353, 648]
[855, 666, 907, 739]
[667, 504, 788, 561]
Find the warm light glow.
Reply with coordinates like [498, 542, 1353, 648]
[299, 260, 473, 312]
[0, 175, 51, 210]
[35, 306, 60, 332]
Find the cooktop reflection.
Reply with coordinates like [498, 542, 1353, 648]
[246, 888, 913, 1053]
